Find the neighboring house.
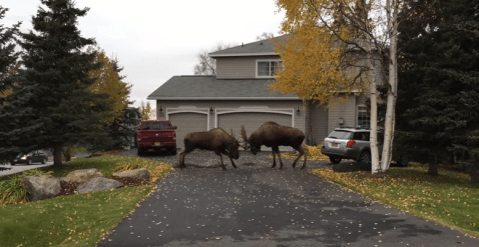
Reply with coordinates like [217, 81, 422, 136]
[148, 37, 372, 149]
[124, 107, 141, 148]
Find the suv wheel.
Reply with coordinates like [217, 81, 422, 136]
[359, 151, 371, 166]
[137, 148, 143, 156]
[329, 157, 342, 164]
[27, 159, 31, 165]
[170, 147, 177, 155]
[42, 158, 46, 164]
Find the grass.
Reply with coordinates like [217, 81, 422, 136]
[0, 185, 153, 247]
[0, 154, 174, 246]
[310, 163, 479, 238]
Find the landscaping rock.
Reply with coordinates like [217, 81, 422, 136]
[112, 168, 150, 180]
[64, 168, 104, 184]
[77, 177, 123, 194]
[22, 175, 61, 201]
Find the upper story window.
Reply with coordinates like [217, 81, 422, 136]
[256, 60, 283, 78]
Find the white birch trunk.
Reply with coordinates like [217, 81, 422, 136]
[365, 38, 381, 174]
[380, 0, 399, 172]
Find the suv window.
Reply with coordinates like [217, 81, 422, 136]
[328, 130, 353, 139]
[142, 122, 171, 130]
[353, 132, 369, 141]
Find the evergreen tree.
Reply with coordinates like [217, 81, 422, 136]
[0, 0, 114, 166]
[397, 0, 479, 182]
[0, 6, 21, 99]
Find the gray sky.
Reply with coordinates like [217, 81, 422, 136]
[2, 0, 284, 108]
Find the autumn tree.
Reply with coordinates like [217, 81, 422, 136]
[0, 0, 115, 167]
[88, 47, 132, 124]
[139, 100, 153, 121]
[273, 0, 402, 173]
[193, 42, 237, 75]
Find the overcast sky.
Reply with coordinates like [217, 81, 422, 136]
[2, 0, 285, 108]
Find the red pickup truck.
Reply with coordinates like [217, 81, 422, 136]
[137, 120, 177, 156]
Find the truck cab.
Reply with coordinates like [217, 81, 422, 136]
[137, 120, 177, 156]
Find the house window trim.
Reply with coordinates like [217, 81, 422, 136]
[255, 59, 283, 78]
[356, 105, 370, 129]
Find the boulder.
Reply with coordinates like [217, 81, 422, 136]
[112, 168, 150, 180]
[77, 177, 123, 194]
[22, 175, 61, 201]
[64, 168, 104, 184]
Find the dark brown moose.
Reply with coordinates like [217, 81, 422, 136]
[240, 122, 307, 170]
[178, 128, 240, 170]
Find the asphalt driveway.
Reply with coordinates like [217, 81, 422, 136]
[97, 149, 478, 247]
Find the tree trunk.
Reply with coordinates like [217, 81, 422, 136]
[365, 30, 381, 174]
[471, 167, 479, 185]
[62, 146, 71, 162]
[427, 161, 439, 176]
[380, 0, 399, 173]
[53, 144, 63, 167]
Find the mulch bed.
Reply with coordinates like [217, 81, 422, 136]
[55, 176, 150, 198]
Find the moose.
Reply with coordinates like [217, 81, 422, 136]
[178, 128, 240, 170]
[240, 122, 308, 170]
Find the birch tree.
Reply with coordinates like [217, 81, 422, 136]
[274, 0, 403, 173]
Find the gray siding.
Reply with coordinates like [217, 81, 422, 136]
[308, 102, 329, 145]
[215, 55, 280, 79]
[328, 95, 357, 134]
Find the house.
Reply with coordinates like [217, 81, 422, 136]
[124, 107, 141, 148]
[147, 37, 371, 149]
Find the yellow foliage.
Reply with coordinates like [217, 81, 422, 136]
[273, 0, 368, 106]
[278, 145, 328, 160]
[88, 47, 131, 125]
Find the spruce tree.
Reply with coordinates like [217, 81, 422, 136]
[0, 0, 114, 166]
[397, 0, 479, 182]
[0, 6, 21, 97]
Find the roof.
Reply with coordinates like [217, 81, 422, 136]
[147, 75, 300, 100]
[208, 36, 288, 58]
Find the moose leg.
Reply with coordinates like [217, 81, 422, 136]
[292, 145, 307, 170]
[229, 157, 238, 168]
[273, 146, 284, 169]
[178, 148, 193, 169]
[216, 152, 227, 170]
[271, 150, 277, 168]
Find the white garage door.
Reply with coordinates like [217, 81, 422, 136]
[168, 112, 208, 148]
[217, 112, 293, 151]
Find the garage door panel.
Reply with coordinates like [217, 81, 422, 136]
[218, 112, 292, 151]
[169, 113, 207, 148]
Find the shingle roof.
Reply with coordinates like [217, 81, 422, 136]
[147, 75, 299, 100]
[208, 36, 288, 57]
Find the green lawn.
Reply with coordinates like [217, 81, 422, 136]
[0, 155, 174, 246]
[310, 163, 479, 238]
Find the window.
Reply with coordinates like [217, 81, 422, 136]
[142, 122, 171, 130]
[357, 105, 370, 129]
[257, 60, 282, 77]
[328, 130, 353, 139]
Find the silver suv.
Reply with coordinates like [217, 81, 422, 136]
[321, 127, 409, 166]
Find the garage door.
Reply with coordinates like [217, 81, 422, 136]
[217, 112, 292, 151]
[168, 112, 208, 148]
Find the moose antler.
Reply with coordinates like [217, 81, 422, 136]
[240, 125, 250, 150]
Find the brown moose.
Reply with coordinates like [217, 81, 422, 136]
[240, 122, 307, 170]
